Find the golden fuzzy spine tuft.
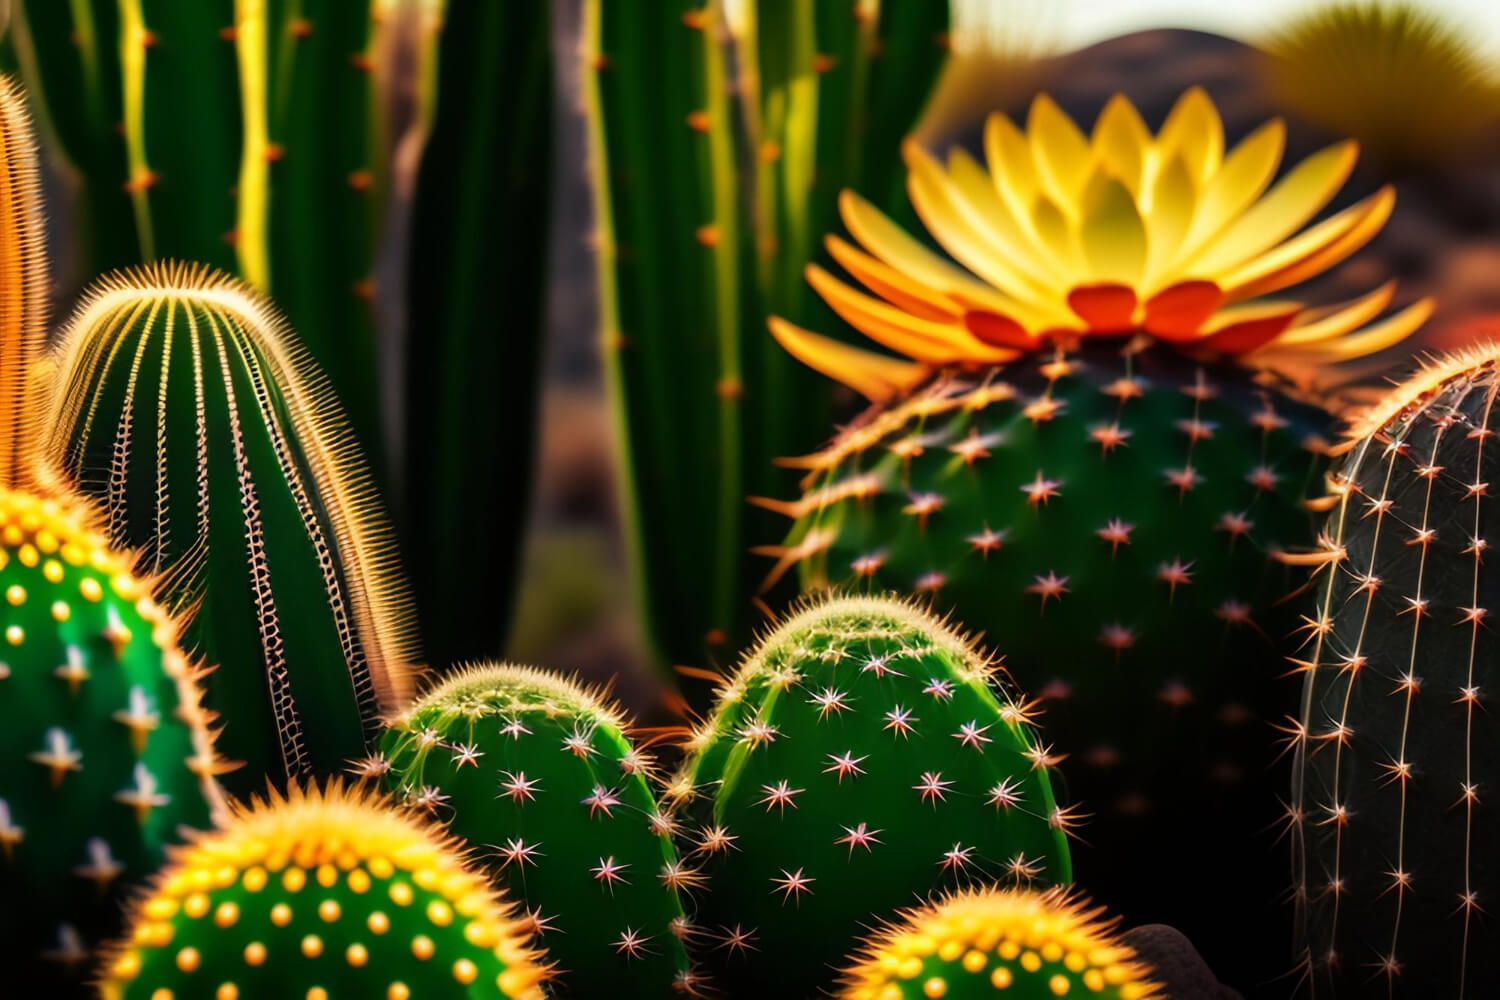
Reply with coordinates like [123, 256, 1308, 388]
[0, 75, 51, 490]
[1337, 341, 1500, 450]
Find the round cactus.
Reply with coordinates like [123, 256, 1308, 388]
[1291, 346, 1500, 994]
[97, 781, 550, 1000]
[0, 486, 223, 989]
[375, 663, 694, 996]
[671, 594, 1072, 998]
[840, 887, 1160, 1000]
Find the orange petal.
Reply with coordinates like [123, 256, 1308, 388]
[767, 317, 931, 402]
[825, 235, 962, 323]
[964, 310, 1041, 350]
[1198, 310, 1299, 354]
[1066, 283, 1138, 334]
[1143, 281, 1224, 340]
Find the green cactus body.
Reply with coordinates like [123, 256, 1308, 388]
[672, 594, 1072, 998]
[0, 488, 222, 990]
[839, 888, 1160, 1000]
[97, 782, 550, 1000]
[760, 344, 1327, 980]
[1292, 348, 1500, 995]
[377, 664, 693, 998]
[42, 264, 418, 793]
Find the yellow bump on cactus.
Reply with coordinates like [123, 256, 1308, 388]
[98, 781, 550, 999]
[769, 87, 1432, 403]
[840, 887, 1160, 1000]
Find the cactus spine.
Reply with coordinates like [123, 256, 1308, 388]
[376, 663, 694, 997]
[97, 782, 550, 1000]
[1291, 346, 1500, 995]
[840, 888, 1160, 1000]
[672, 594, 1072, 998]
[0, 76, 223, 990]
[43, 264, 419, 792]
[583, 0, 950, 680]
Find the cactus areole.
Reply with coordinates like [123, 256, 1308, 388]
[673, 595, 1072, 998]
[1293, 346, 1500, 995]
[757, 88, 1431, 983]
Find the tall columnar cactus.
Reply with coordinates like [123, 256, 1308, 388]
[840, 888, 1160, 1000]
[671, 594, 1072, 998]
[96, 782, 550, 1000]
[584, 0, 950, 682]
[0, 76, 224, 992]
[42, 264, 419, 793]
[756, 88, 1432, 985]
[375, 664, 695, 997]
[1290, 347, 1500, 995]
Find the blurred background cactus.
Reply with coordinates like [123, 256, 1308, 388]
[1291, 346, 1500, 995]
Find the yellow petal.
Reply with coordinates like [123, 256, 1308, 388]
[767, 317, 930, 403]
[1156, 86, 1223, 186]
[825, 235, 963, 321]
[1187, 141, 1358, 277]
[1276, 280, 1396, 345]
[1031, 193, 1086, 283]
[1141, 152, 1197, 289]
[1092, 93, 1151, 195]
[984, 111, 1042, 224]
[1200, 299, 1303, 335]
[1027, 93, 1093, 211]
[1224, 186, 1396, 301]
[1079, 172, 1147, 285]
[940, 145, 1062, 286]
[1178, 118, 1285, 260]
[1257, 297, 1433, 363]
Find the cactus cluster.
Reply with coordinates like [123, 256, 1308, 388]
[376, 664, 693, 997]
[840, 887, 1159, 1000]
[0, 488, 224, 989]
[672, 594, 1072, 998]
[97, 782, 550, 1000]
[43, 264, 419, 792]
[1291, 346, 1500, 995]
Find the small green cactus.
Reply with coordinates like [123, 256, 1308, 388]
[374, 664, 695, 998]
[671, 594, 1072, 998]
[97, 781, 551, 1000]
[0, 488, 225, 990]
[1291, 346, 1500, 994]
[839, 887, 1160, 1000]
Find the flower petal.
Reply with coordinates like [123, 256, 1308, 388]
[1257, 298, 1433, 363]
[1066, 283, 1138, 333]
[1156, 86, 1223, 186]
[1092, 94, 1151, 194]
[1143, 281, 1224, 339]
[943, 145, 1063, 286]
[1178, 118, 1285, 260]
[964, 310, 1043, 349]
[1141, 152, 1198, 288]
[825, 234, 963, 323]
[1223, 186, 1396, 301]
[767, 317, 931, 402]
[1079, 172, 1147, 285]
[1278, 281, 1397, 345]
[1197, 303, 1301, 353]
[1028, 93, 1093, 209]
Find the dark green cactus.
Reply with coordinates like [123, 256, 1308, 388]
[95, 782, 550, 1000]
[402, 0, 551, 667]
[584, 0, 950, 682]
[375, 664, 694, 998]
[42, 264, 419, 794]
[670, 594, 1072, 999]
[839, 887, 1160, 1000]
[0, 488, 225, 992]
[1291, 347, 1500, 995]
[761, 346, 1328, 972]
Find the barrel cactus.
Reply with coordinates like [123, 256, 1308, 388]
[671, 594, 1072, 998]
[97, 781, 550, 1000]
[374, 663, 695, 997]
[1291, 346, 1500, 995]
[43, 263, 419, 793]
[756, 87, 1431, 980]
[840, 887, 1159, 1000]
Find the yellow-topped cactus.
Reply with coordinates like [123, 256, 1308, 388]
[841, 887, 1159, 1000]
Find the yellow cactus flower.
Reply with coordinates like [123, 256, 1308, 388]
[771, 87, 1433, 403]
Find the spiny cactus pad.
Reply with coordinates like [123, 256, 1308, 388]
[43, 263, 418, 791]
[0, 487, 221, 987]
[759, 345, 1324, 971]
[840, 887, 1159, 1000]
[98, 782, 549, 1000]
[672, 594, 1072, 998]
[376, 664, 693, 997]
[1291, 346, 1500, 994]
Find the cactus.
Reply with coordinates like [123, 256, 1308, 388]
[96, 781, 550, 1000]
[757, 89, 1432, 984]
[670, 594, 1072, 998]
[0, 75, 223, 991]
[584, 0, 950, 682]
[1290, 346, 1500, 995]
[374, 663, 694, 997]
[42, 264, 419, 793]
[402, 0, 551, 666]
[840, 887, 1160, 1000]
